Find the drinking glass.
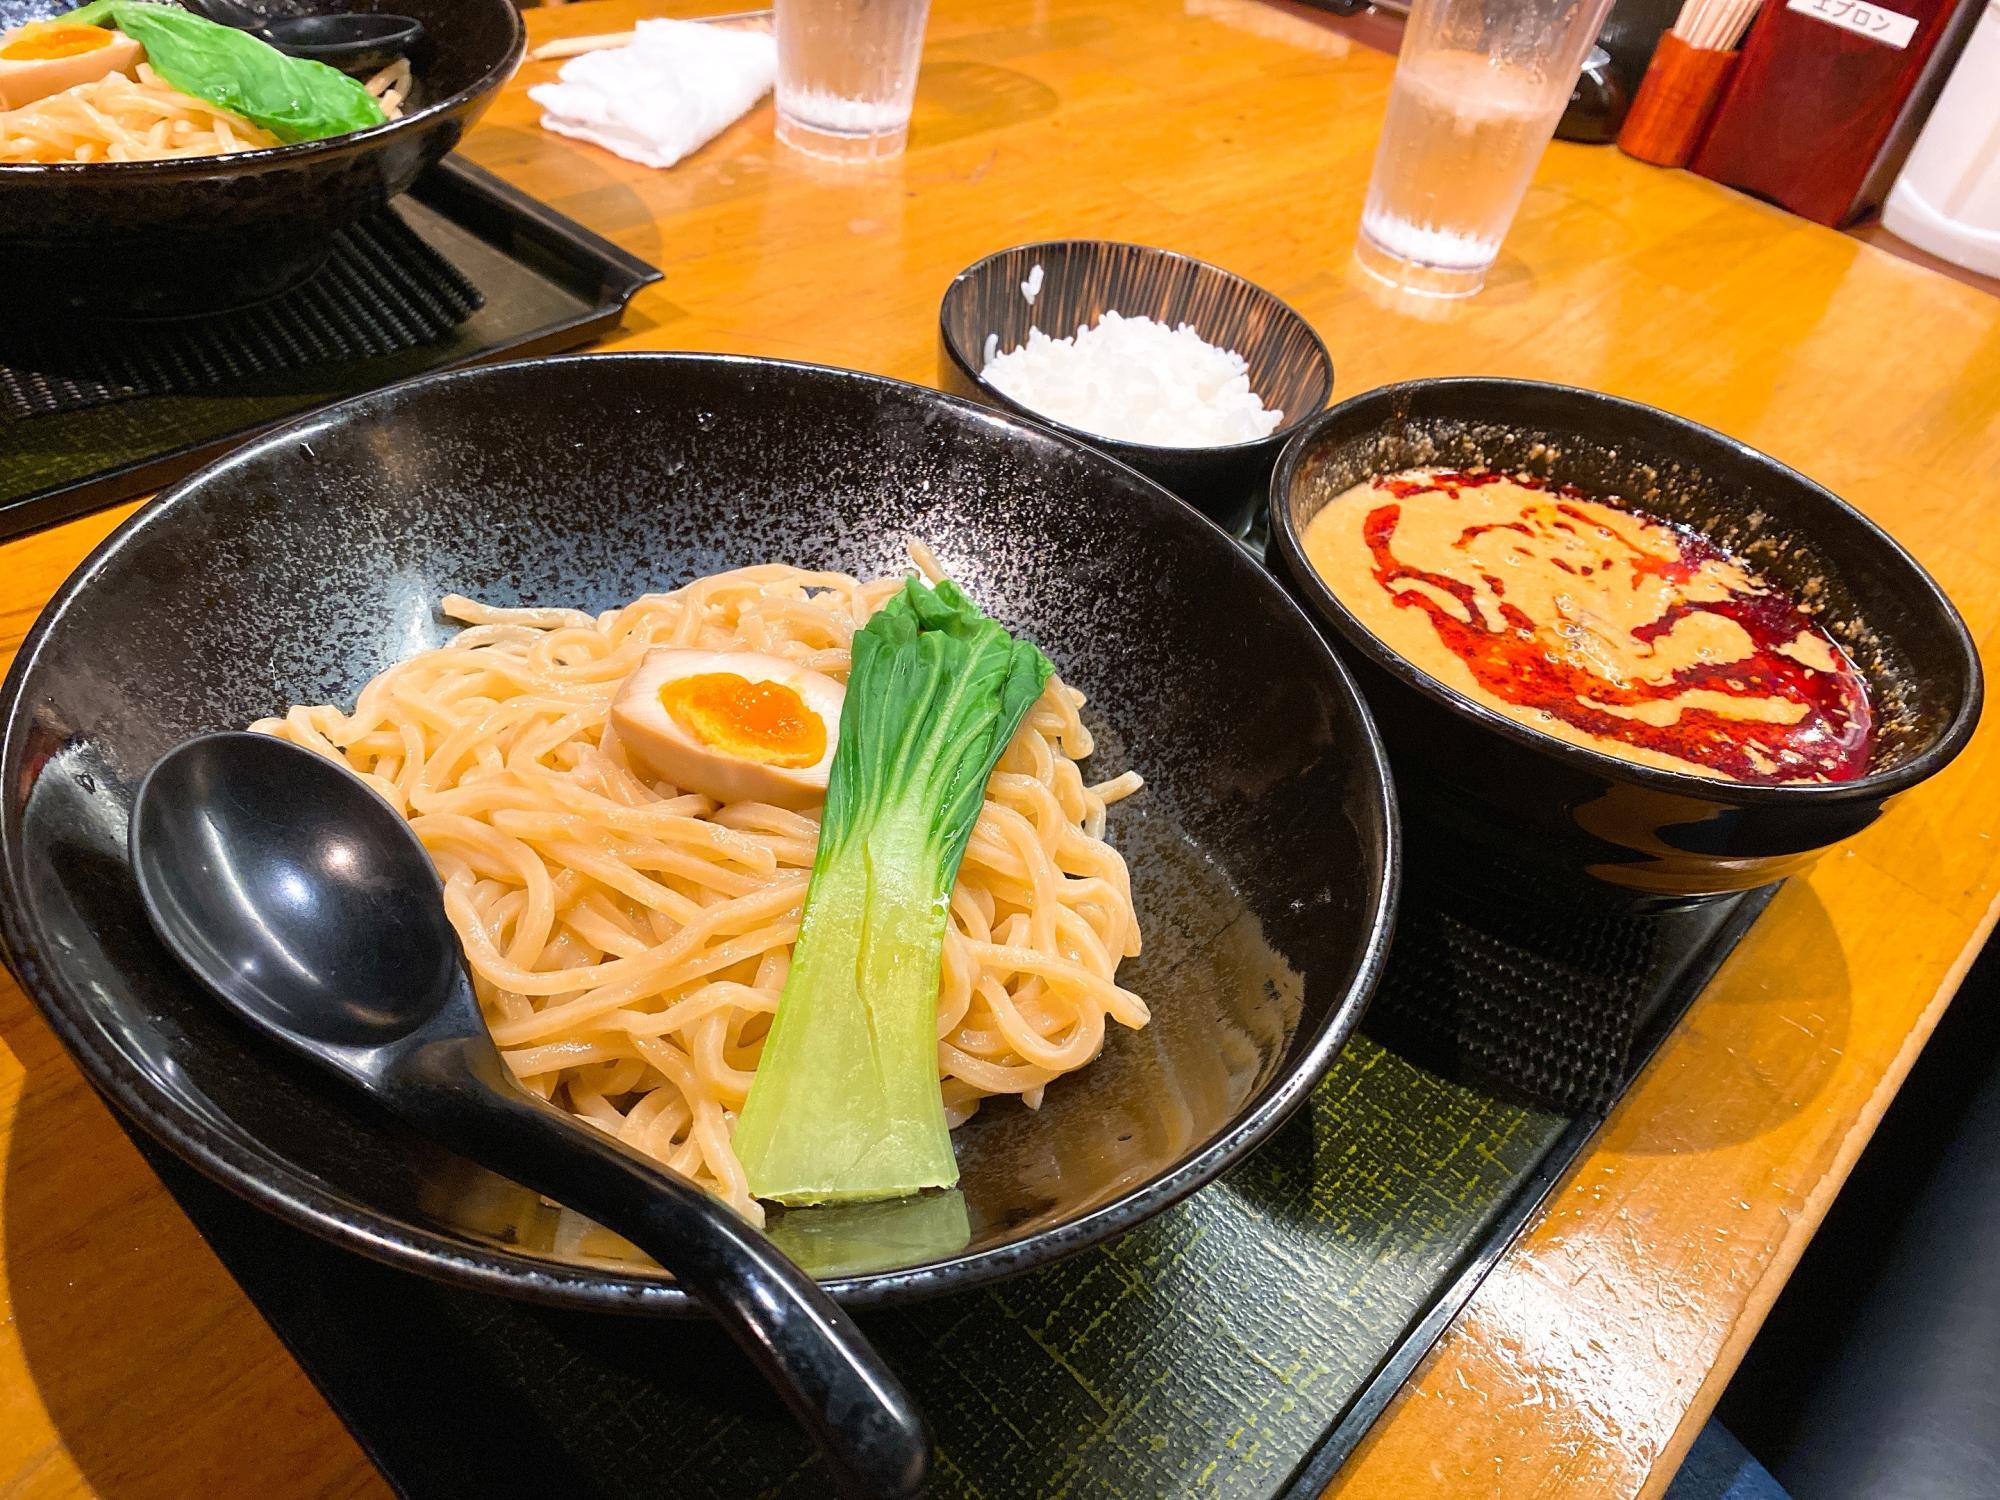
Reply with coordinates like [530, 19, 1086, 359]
[774, 0, 933, 163]
[1355, 0, 1618, 297]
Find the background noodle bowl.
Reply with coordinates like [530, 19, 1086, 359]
[0, 0, 523, 318]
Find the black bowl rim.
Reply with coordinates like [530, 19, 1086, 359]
[0, 349, 1401, 1315]
[0, 0, 525, 178]
[939, 238, 1336, 460]
[1268, 375, 1985, 807]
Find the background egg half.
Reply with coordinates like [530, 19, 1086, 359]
[0, 22, 143, 111]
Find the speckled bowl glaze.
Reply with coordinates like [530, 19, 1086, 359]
[1269, 377, 1982, 911]
[0, 353, 1397, 1313]
[0, 0, 523, 319]
[938, 240, 1334, 535]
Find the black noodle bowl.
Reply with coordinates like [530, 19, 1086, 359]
[0, 353, 1398, 1312]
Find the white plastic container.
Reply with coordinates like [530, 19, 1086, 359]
[1884, 0, 2000, 275]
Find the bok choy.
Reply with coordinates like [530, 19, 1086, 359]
[63, 1, 387, 143]
[733, 577, 1053, 1205]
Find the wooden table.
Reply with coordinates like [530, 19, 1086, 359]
[3, 1, 1997, 1495]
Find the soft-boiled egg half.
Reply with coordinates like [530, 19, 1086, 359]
[0, 22, 143, 111]
[610, 649, 845, 810]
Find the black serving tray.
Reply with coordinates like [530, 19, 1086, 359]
[127, 878, 1775, 1500]
[0, 157, 660, 543]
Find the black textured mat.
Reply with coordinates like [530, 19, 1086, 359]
[125, 883, 1774, 1500]
[0, 156, 660, 543]
[0, 214, 484, 420]
[1365, 887, 1664, 1115]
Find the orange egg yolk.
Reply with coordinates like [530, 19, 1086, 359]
[1, 24, 116, 61]
[659, 673, 827, 768]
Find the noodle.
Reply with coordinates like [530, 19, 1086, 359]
[0, 63, 279, 162]
[0, 59, 408, 164]
[362, 57, 410, 118]
[253, 559, 1148, 1224]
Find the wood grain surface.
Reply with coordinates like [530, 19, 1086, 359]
[2, 1, 1997, 1496]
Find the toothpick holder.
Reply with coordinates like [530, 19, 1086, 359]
[1617, 32, 1738, 167]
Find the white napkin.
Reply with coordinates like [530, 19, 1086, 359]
[530, 19, 777, 170]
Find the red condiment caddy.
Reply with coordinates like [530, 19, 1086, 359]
[1690, 0, 1982, 225]
[1619, 32, 1741, 167]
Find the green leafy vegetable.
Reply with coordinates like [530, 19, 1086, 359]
[766, 1191, 973, 1278]
[63, 1, 386, 144]
[734, 578, 1054, 1206]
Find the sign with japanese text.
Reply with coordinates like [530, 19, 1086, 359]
[1784, 0, 1920, 47]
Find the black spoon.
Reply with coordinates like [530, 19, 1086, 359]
[179, 0, 424, 75]
[129, 731, 931, 1500]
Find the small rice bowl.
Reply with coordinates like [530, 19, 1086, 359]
[980, 297, 1283, 448]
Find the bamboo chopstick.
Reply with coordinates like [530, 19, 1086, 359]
[528, 9, 774, 61]
[1669, 0, 1761, 52]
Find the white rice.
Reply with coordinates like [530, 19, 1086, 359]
[980, 304, 1283, 448]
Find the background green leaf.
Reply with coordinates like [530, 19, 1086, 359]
[62, 1, 386, 144]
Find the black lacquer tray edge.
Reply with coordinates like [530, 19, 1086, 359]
[99, 883, 1782, 1500]
[0, 156, 662, 543]
[1277, 883, 1779, 1497]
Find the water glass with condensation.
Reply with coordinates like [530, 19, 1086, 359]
[774, 0, 933, 163]
[1356, 0, 1618, 297]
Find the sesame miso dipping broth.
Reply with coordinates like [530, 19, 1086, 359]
[1301, 468, 1872, 785]
[939, 240, 1333, 533]
[1271, 378, 1981, 908]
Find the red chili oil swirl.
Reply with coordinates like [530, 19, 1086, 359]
[1363, 471, 1873, 783]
